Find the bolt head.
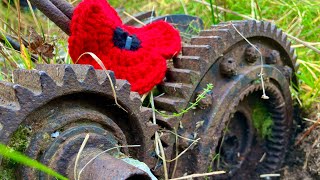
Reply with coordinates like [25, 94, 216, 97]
[283, 65, 293, 80]
[245, 46, 259, 63]
[266, 50, 280, 64]
[220, 57, 237, 77]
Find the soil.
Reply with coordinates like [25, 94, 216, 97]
[281, 105, 320, 180]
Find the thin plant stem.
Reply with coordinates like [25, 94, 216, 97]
[169, 171, 226, 180]
[209, 0, 216, 24]
[77, 145, 141, 179]
[230, 22, 269, 99]
[0, 144, 68, 180]
[123, 11, 146, 26]
[75, 52, 127, 112]
[171, 128, 179, 178]
[74, 134, 90, 180]
[157, 83, 213, 118]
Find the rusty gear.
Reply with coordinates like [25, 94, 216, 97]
[1, 0, 298, 179]
[0, 64, 157, 179]
[155, 20, 297, 178]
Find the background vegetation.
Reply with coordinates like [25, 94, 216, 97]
[1, 0, 319, 111]
[0, 0, 319, 178]
[111, 0, 320, 111]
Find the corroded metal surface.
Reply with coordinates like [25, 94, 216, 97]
[29, 0, 71, 35]
[49, 0, 74, 19]
[0, 64, 156, 179]
[156, 20, 297, 178]
[69, 150, 151, 180]
[0, 0, 298, 179]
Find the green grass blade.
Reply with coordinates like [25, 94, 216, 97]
[209, 0, 216, 24]
[0, 144, 69, 180]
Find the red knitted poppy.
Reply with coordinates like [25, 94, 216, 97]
[68, 0, 181, 94]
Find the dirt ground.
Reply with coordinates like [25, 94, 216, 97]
[281, 105, 320, 180]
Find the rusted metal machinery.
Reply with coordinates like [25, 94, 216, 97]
[0, 0, 298, 179]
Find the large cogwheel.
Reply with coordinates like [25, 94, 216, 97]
[153, 20, 297, 179]
[0, 64, 157, 179]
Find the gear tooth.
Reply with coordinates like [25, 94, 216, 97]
[0, 81, 20, 110]
[145, 122, 159, 137]
[241, 20, 250, 34]
[38, 71, 57, 91]
[98, 70, 116, 87]
[268, 144, 284, 151]
[36, 64, 65, 86]
[262, 162, 278, 172]
[173, 55, 201, 71]
[156, 112, 179, 128]
[248, 20, 258, 33]
[13, 84, 38, 107]
[158, 82, 193, 99]
[13, 69, 43, 95]
[270, 24, 277, 35]
[285, 38, 291, 50]
[199, 30, 214, 36]
[227, 23, 243, 34]
[263, 21, 271, 32]
[83, 66, 100, 85]
[265, 156, 281, 166]
[276, 29, 283, 39]
[272, 131, 286, 140]
[209, 29, 235, 40]
[129, 91, 142, 102]
[154, 95, 186, 112]
[268, 137, 285, 145]
[220, 20, 257, 39]
[140, 106, 152, 114]
[272, 125, 286, 133]
[159, 132, 175, 146]
[191, 36, 224, 54]
[63, 65, 80, 85]
[38, 64, 90, 86]
[69, 64, 92, 82]
[289, 47, 295, 57]
[257, 21, 264, 32]
[190, 35, 215, 45]
[140, 107, 153, 122]
[66, 64, 103, 83]
[115, 79, 131, 95]
[182, 45, 215, 63]
[96, 70, 116, 84]
[281, 32, 288, 44]
[166, 68, 200, 85]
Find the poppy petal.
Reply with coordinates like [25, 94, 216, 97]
[123, 21, 182, 59]
[69, 0, 181, 94]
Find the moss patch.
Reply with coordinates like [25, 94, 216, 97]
[0, 168, 15, 180]
[1, 125, 32, 179]
[7, 125, 32, 152]
[252, 101, 273, 140]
